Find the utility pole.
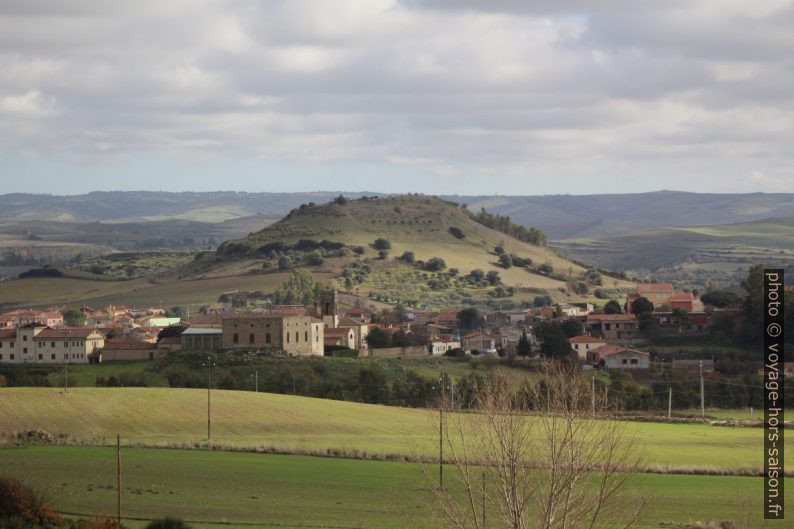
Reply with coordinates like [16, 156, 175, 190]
[254, 370, 258, 393]
[439, 373, 445, 490]
[63, 360, 68, 393]
[203, 355, 215, 442]
[116, 434, 121, 526]
[292, 373, 296, 395]
[668, 387, 672, 419]
[699, 360, 705, 418]
[591, 375, 595, 415]
[481, 470, 486, 529]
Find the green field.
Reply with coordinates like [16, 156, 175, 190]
[0, 271, 334, 310]
[0, 445, 788, 529]
[0, 387, 786, 472]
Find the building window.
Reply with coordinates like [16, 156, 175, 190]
[295, 331, 299, 343]
[51, 354, 55, 360]
[233, 333, 239, 344]
[38, 354, 42, 360]
[51, 342, 55, 347]
[622, 359, 627, 364]
[23, 335, 27, 342]
[38, 342, 44, 348]
[265, 333, 271, 344]
[63, 354, 67, 360]
[9, 342, 12, 348]
[249, 333, 255, 344]
[286, 332, 290, 343]
[305, 331, 308, 341]
[23, 347, 27, 354]
[9, 354, 13, 360]
[630, 358, 638, 365]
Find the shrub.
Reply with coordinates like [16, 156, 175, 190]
[594, 288, 609, 299]
[399, 251, 415, 264]
[372, 238, 391, 250]
[448, 227, 465, 239]
[0, 477, 61, 526]
[424, 257, 446, 272]
[498, 254, 513, 268]
[145, 518, 192, 529]
[538, 263, 554, 275]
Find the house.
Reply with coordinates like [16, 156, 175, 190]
[0, 325, 104, 365]
[585, 314, 639, 341]
[324, 327, 357, 350]
[336, 316, 370, 352]
[498, 330, 527, 355]
[221, 314, 324, 356]
[672, 359, 714, 375]
[570, 303, 594, 315]
[180, 327, 223, 351]
[434, 308, 461, 328]
[0, 310, 64, 328]
[558, 303, 585, 317]
[95, 340, 164, 362]
[587, 344, 650, 370]
[461, 331, 497, 353]
[429, 338, 461, 355]
[568, 335, 606, 360]
[627, 283, 675, 312]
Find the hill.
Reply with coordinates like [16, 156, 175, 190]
[444, 190, 794, 239]
[198, 195, 628, 309]
[0, 387, 783, 472]
[556, 216, 794, 289]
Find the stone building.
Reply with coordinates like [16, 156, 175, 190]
[221, 314, 324, 356]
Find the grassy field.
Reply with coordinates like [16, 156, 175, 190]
[0, 387, 786, 472]
[0, 445, 788, 529]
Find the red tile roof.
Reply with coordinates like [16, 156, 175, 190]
[637, 283, 674, 293]
[569, 335, 604, 344]
[586, 314, 637, 322]
[35, 328, 103, 339]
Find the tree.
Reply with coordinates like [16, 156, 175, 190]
[516, 330, 531, 357]
[364, 327, 392, 348]
[498, 253, 513, 268]
[333, 194, 347, 205]
[486, 270, 501, 286]
[604, 299, 623, 314]
[274, 268, 320, 305]
[560, 317, 583, 338]
[62, 309, 86, 327]
[427, 367, 644, 529]
[701, 289, 740, 308]
[448, 226, 466, 239]
[457, 307, 484, 331]
[424, 257, 447, 271]
[572, 281, 589, 295]
[538, 262, 554, 275]
[533, 294, 553, 307]
[631, 296, 654, 315]
[277, 255, 292, 270]
[534, 320, 573, 359]
[165, 306, 186, 319]
[467, 269, 485, 281]
[372, 238, 391, 250]
[399, 251, 415, 263]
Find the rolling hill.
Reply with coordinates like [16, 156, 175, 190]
[448, 191, 794, 239]
[555, 216, 794, 289]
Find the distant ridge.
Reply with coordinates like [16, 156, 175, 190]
[1, 190, 793, 240]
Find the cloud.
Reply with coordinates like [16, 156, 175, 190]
[0, 0, 792, 193]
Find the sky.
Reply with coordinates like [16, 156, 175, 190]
[0, 0, 793, 195]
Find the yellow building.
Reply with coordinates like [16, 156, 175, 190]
[221, 314, 324, 356]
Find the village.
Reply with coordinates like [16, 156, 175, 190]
[0, 281, 771, 380]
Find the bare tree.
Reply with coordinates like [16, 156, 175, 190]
[424, 363, 646, 529]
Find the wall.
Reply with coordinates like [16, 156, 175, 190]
[368, 345, 428, 358]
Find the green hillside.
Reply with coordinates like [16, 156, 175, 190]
[0, 387, 785, 472]
[201, 195, 632, 308]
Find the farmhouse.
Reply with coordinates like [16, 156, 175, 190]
[587, 344, 650, 370]
[221, 314, 324, 356]
[568, 335, 606, 360]
[585, 314, 638, 341]
[429, 338, 461, 355]
[0, 325, 104, 364]
[461, 331, 497, 353]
